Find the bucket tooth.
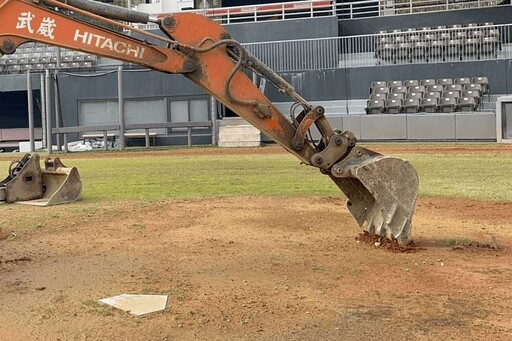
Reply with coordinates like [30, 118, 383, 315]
[331, 146, 419, 245]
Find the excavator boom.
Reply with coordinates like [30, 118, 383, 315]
[0, 0, 419, 243]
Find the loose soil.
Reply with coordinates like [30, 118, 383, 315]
[1, 146, 512, 340]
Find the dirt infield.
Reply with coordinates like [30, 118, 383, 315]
[1, 146, 512, 340]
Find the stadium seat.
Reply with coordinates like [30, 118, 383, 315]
[438, 31, 451, 42]
[396, 42, 412, 61]
[403, 98, 420, 113]
[424, 91, 441, 100]
[390, 86, 408, 94]
[406, 92, 423, 100]
[465, 82, 484, 95]
[469, 28, 484, 40]
[439, 97, 457, 113]
[454, 77, 471, 86]
[464, 38, 480, 58]
[471, 77, 489, 93]
[420, 79, 436, 87]
[376, 43, 395, 61]
[388, 92, 405, 101]
[371, 80, 387, 89]
[408, 33, 422, 44]
[367, 100, 385, 114]
[453, 30, 467, 40]
[430, 40, 446, 60]
[385, 99, 402, 114]
[480, 36, 499, 58]
[408, 85, 426, 94]
[437, 78, 453, 86]
[457, 97, 477, 111]
[387, 80, 402, 87]
[461, 90, 481, 108]
[420, 98, 438, 113]
[442, 91, 461, 98]
[370, 93, 387, 101]
[411, 41, 429, 61]
[426, 84, 443, 93]
[446, 39, 463, 59]
[403, 80, 419, 87]
[374, 86, 390, 95]
[444, 84, 463, 92]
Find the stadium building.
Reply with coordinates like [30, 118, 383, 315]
[1, 0, 512, 151]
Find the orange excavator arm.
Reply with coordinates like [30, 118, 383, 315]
[0, 0, 419, 244]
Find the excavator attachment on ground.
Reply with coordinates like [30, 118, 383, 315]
[330, 146, 419, 245]
[0, 154, 82, 206]
[0, 0, 418, 243]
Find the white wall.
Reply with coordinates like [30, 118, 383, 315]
[136, 0, 194, 14]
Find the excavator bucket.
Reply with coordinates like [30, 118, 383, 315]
[330, 146, 419, 245]
[0, 154, 81, 206]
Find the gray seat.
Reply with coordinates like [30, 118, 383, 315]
[371, 80, 387, 89]
[385, 99, 402, 114]
[387, 80, 402, 87]
[420, 79, 436, 87]
[408, 85, 425, 94]
[465, 83, 483, 95]
[470, 77, 489, 94]
[376, 43, 395, 61]
[430, 40, 446, 59]
[454, 78, 471, 86]
[457, 97, 477, 111]
[396, 42, 412, 61]
[453, 30, 467, 40]
[469, 28, 484, 40]
[424, 91, 441, 100]
[480, 37, 499, 57]
[403, 80, 419, 87]
[426, 85, 443, 93]
[442, 91, 460, 99]
[367, 100, 385, 114]
[446, 39, 463, 57]
[373, 86, 390, 95]
[461, 90, 481, 108]
[420, 98, 438, 113]
[444, 84, 463, 92]
[406, 92, 423, 100]
[439, 97, 457, 113]
[369, 93, 387, 101]
[437, 78, 453, 86]
[464, 38, 480, 58]
[403, 98, 420, 113]
[390, 86, 408, 95]
[388, 92, 405, 101]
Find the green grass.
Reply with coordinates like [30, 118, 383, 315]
[1, 146, 511, 202]
[404, 153, 512, 201]
[443, 238, 473, 247]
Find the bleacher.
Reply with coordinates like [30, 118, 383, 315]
[366, 77, 489, 114]
[0, 43, 97, 74]
[375, 23, 501, 64]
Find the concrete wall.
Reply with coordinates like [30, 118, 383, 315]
[225, 16, 339, 43]
[305, 112, 496, 142]
[270, 60, 512, 102]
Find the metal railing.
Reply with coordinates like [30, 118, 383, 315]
[242, 23, 512, 72]
[132, 0, 507, 28]
[334, 0, 503, 20]
[52, 121, 213, 151]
